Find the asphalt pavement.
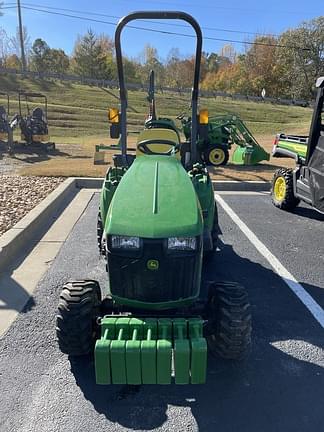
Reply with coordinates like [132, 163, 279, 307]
[0, 192, 323, 432]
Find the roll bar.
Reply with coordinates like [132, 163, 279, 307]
[18, 91, 48, 117]
[306, 77, 324, 164]
[115, 11, 203, 164]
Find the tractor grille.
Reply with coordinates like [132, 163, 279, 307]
[107, 239, 200, 303]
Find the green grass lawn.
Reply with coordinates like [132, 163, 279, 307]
[0, 74, 312, 141]
[0, 74, 311, 179]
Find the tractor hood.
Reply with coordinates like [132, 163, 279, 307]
[105, 155, 203, 238]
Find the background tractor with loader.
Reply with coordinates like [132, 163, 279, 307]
[57, 11, 252, 386]
[271, 76, 324, 213]
[179, 112, 270, 167]
[93, 69, 270, 168]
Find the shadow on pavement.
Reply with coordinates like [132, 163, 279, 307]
[293, 205, 324, 221]
[0, 273, 35, 313]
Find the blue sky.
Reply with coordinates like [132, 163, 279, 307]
[1, 0, 323, 60]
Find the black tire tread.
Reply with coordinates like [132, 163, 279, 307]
[56, 280, 101, 356]
[271, 168, 300, 210]
[207, 281, 252, 359]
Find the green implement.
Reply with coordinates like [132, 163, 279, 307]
[95, 317, 207, 385]
[182, 113, 270, 166]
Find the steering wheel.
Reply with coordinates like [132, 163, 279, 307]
[137, 139, 180, 156]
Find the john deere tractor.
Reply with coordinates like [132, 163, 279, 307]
[56, 11, 251, 385]
[179, 113, 270, 167]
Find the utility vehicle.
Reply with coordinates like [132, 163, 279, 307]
[271, 77, 324, 213]
[56, 11, 251, 385]
[272, 133, 307, 161]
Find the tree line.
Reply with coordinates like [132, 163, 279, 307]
[0, 15, 323, 100]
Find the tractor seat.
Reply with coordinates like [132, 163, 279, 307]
[32, 107, 44, 121]
[136, 128, 180, 159]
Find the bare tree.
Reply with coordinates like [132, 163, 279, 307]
[0, 27, 10, 66]
[9, 26, 31, 62]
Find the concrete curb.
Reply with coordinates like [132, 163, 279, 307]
[0, 178, 77, 273]
[0, 176, 270, 274]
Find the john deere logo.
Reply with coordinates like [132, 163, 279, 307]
[147, 259, 159, 271]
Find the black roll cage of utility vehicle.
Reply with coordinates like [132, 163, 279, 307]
[305, 76, 324, 165]
[290, 76, 324, 211]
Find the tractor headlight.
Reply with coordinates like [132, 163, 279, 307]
[167, 237, 196, 251]
[111, 235, 140, 249]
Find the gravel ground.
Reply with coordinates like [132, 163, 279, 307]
[0, 175, 64, 236]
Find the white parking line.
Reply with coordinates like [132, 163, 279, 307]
[215, 193, 324, 330]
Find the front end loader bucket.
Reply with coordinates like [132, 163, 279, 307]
[95, 317, 207, 385]
[231, 144, 270, 165]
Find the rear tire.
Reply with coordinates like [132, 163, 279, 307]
[56, 280, 101, 356]
[271, 168, 300, 211]
[204, 145, 229, 167]
[207, 281, 252, 359]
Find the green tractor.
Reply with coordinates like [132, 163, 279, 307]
[271, 76, 324, 213]
[56, 11, 251, 385]
[179, 113, 270, 167]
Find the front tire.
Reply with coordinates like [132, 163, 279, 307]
[207, 281, 252, 359]
[204, 145, 229, 167]
[56, 280, 101, 356]
[271, 168, 300, 211]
